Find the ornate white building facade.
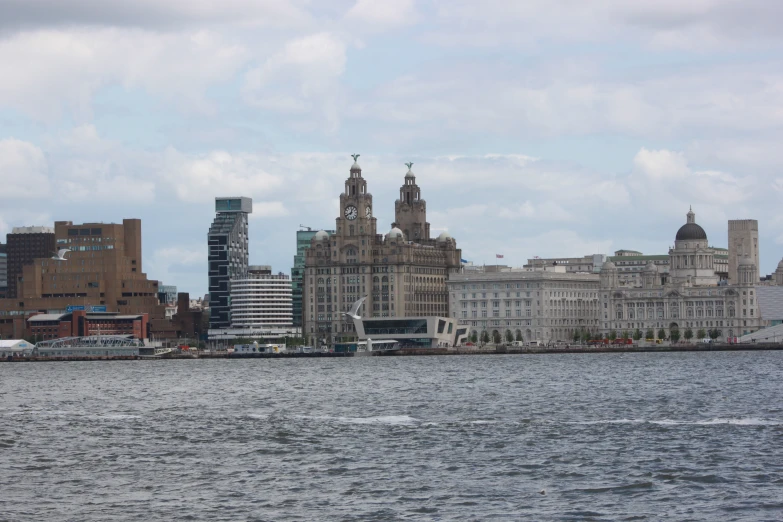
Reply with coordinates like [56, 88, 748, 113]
[303, 157, 462, 346]
[447, 267, 601, 343]
[600, 209, 764, 339]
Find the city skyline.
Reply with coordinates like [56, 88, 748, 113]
[1, 1, 783, 296]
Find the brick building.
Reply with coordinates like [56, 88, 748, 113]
[0, 219, 165, 340]
[27, 311, 149, 341]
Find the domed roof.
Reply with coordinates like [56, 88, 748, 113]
[777, 258, 783, 271]
[350, 153, 361, 171]
[675, 223, 708, 241]
[643, 261, 658, 273]
[386, 227, 404, 240]
[601, 260, 617, 271]
[436, 231, 452, 242]
[675, 207, 708, 241]
[314, 230, 329, 241]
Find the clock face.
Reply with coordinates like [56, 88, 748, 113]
[365, 206, 372, 218]
[344, 205, 358, 220]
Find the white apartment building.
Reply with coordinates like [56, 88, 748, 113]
[230, 266, 293, 329]
[447, 267, 601, 343]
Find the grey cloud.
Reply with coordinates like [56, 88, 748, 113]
[428, 0, 783, 48]
[0, 0, 311, 31]
[617, 0, 783, 40]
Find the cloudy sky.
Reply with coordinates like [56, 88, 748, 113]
[1, 0, 782, 296]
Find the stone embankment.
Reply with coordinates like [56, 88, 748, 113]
[3, 343, 781, 362]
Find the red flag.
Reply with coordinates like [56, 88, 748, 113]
[496, 254, 504, 259]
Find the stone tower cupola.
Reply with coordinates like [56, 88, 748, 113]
[600, 260, 618, 289]
[774, 259, 783, 286]
[669, 207, 717, 286]
[737, 254, 758, 286]
[392, 162, 430, 242]
[336, 154, 376, 239]
[642, 261, 659, 288]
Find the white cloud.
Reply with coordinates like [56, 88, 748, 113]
[355, 60, 783, 143]
[250, 201, 290, 218]
[344, 0, 419, 30]
[44, 124, 158, 203]
[59, 175, 155, 204]
[633, 148, 691, 180]
[243, 32, 348, 132]
[498, 202, 573, 222]
[0, 0, 782, 292]
[162, 148, 285, 202]
[629, 147, 749, 208]
[147, 245, 205, 287]
[0, 28, 249, 120]
[0, 138, 51, 198]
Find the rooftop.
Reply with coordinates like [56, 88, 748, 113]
[11, 226, 54, 234]
[449, 271, 599, 282]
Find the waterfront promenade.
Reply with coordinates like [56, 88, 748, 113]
[2, 342, 782, 362]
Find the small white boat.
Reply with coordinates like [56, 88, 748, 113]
[353, 338, 401, 356]
[138, 348, 173, 359]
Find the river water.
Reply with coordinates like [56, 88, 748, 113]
[1, 352, 782, 521]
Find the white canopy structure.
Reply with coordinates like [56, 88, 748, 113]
[0, 340, 34, 353]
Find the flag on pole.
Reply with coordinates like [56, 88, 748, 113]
[496, 254, 504, 259]
[460, 258, 469, 263]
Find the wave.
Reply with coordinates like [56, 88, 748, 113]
[572, 419, 644, 425]
[91, 414, 140, 420]
[574, 418, 780, 426]
[295, 414, 420, 425]
[652, 418, 780, 426]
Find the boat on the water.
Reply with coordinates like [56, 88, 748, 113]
[231, 342, 286, 355]
[353, 338, 401, 356]
[138, 348, 174, 359]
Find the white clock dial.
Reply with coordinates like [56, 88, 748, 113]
[344, 205, 358, 220]
[365, 206, 372, 218]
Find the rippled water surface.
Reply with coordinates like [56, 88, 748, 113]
[2, 352, 782, 521]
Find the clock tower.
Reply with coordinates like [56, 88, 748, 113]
[303, 155, 461, 349]
[393, 162, 429, 241]
[337, 154, 376, 239]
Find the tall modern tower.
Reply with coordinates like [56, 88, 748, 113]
[292, 228, 334, 328]
[0, 242, 6, 298]
[208, 197, 252, 329]
[728, 219, 759, 285]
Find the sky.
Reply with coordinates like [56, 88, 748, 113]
[1, 0, 782, 296]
